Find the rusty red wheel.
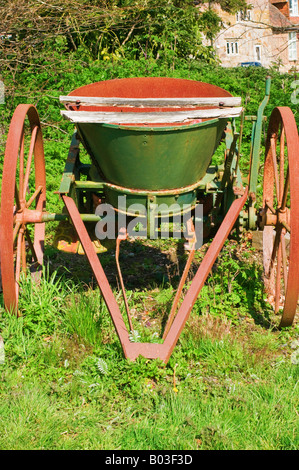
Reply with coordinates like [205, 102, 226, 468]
[0, 105, 46, 314]
[262, 107, 299, 327]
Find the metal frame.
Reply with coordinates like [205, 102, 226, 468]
[62, 189, 247, 363]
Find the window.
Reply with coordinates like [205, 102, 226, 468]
[226, 40, 239, 55]
[289, 0, 299, 16]
[236, 10, 252, 21]
[255, 45, 261, 62]
[288, 32, 297, 60]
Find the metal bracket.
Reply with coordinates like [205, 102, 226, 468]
[62, 189, 248, 363]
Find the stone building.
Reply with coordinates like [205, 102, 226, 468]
[212, 0, 299, 71]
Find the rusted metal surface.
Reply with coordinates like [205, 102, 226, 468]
[115, 227, 134, 332]
[0, 104, 46, 313]
[67, 76, 232, 102]
[64, 77, 231, 193]
[62, 190, 247, 363]
[60, 77, 237, 241]
[162, 189, 248, 363]
[162, 218, 196, 340]
[262, 107, 299, 327]
[73, 173, 216, 196]
[62, 195, 133, 358]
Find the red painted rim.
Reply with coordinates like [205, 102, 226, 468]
[263, 107, 299, 327]
[0, 104, 46, 313]
[67, 77, 232, 128]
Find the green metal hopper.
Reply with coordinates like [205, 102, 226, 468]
[61, 77, 241, 216]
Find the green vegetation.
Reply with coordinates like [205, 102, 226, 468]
[0, 1, 299, 451]
[1, 1, 248, 68]
[0, 244, 298, 450]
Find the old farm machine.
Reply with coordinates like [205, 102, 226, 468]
[1, 76, 298, 363]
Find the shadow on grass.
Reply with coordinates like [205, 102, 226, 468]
[45, 236, 192, 291]
[43, 227, 278, 334]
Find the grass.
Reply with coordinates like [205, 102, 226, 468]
[0, 239, 298, 450]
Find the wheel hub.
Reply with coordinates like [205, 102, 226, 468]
[259, 201, 290, 231]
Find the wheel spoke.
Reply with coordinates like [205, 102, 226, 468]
[23, 125, 38, 200]
[21, 228, 26, 274]
[15, 229, 23, 287]
[13, 220, 22, 244]
[24, 227, 38, 263]
[271, 136, 280, 203]
[14, 183, 21, 211]
[275, 242, 282, 314]
[26, 185, 43, 209]
[280, 166, 289, 211]
[18, 126, 25, 202]
[265, 199, 276, 215]
[279, 126, 285, 203]
[268, 227, 281, 279]
[281, 229, 288, 291]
